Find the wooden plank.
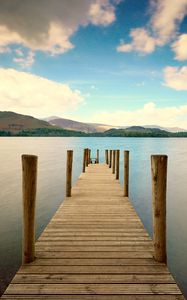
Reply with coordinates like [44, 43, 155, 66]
[35, 246, 153, 251]
[36, 251, 154, 259]
[38, 236, 151, 241]
[36, 240, 153, 246]
[26, 258, 164, 266]
[5, 283, 181, 295]
[18, 265, 170, 274]
[12, 273, 175, 284]
[1, 296, 186, 300]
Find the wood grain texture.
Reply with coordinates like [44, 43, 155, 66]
[22, 154, 38, 264]
[66, 150, 73, 197]
[151, 155, 167, 263]
[1, 163, 184, 299]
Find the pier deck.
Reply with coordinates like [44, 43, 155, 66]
[1, 163, 185, 299]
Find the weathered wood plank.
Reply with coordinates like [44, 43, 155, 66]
[18, 265, 170, 274]
[2, 296, 185, 300]
[36, 251, 154, 259]
[12, 273, 175, 284]
[5, 283, 181, 295]
[35, 245, 153, 251]
[27, 258, 163, 266]
[36, 240, 153, 246]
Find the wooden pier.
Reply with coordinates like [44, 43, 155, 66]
[1, 150, 185, 299]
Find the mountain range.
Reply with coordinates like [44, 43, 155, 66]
[44, 116, 186, 133]
[43, 116, 113, 133]
[0, 111, 187, 137]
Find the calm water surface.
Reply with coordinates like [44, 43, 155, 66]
[0, 137, 187, 297]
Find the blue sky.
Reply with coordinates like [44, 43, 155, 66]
[0, 0, 187, 128]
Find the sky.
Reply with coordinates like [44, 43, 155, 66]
[0, 0, 187, 128]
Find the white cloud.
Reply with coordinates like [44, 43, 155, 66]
[117, 0, 187, 55]
[89, 0, 116, 26]
[90, 102, 187, 128]
[151, 0, 187, 45]
[0, 68, 84, 117]
[13, 51, 35, 68]
[117, 28, 156, 54]
[164, 66, 187, 90]
[0, 0, 117, 56]
[172, 34, 187, 61]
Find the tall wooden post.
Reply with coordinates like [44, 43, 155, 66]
[97, 149, 99, 164]
[124, 151, 129, 197]
[86, 148, 89, 167]
[116, 150, 120, 179]
[89, 149, 91, 164]
[109, 150, 112, 168]
[22, 154, 38, 264]
[66, 150, 73, 197]
[151, 155, 167, 263]
[105, 150, 109, 165]
[82, 149, 86, 173]
[112, 150, 116, 174]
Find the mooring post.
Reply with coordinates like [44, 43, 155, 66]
[105, 150, 109, 164]
[96, 149, 99, 164]
[22, 154, 38, 264]
[109, 150, 112, 168]
[89, 149, 91, 164]
[116, 150, 120, 179]
[82, 148, 86, 173]
[151, 155, 167, 263]
[85, 148, 89, 167]
[112, 150, 116, 174]
[66, 150, 73, 197]
[124, 151, 129, 197]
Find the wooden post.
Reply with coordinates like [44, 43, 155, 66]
[82, 149, 86, 173]
[124, 151, 129, 197]
[66, 150, 73, 197]
[86, 148, 89, 167]
[22, 154, 38, 264]
[112, 150, 116, 174]
[116, 150, 120, 180]
[89, 149, 91, 164]
[109, 150, 112, 168]
[97, 149, 99, 164]
[105, 150, 109, 165]
[151, 155, 167, 263]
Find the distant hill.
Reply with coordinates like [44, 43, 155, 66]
[45, 116, 186, 133]
[47, 117, 113, 133]
[103, 127, 172, 137]
[120, 125, 186, 133]
[143, 125, 186, 133]
[0, 111, 52, 132]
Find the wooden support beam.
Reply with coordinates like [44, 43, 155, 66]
[109, 150, 112, 168]
[82, 149, 86, 173]
[124, 151, 129, 197]
[116, 150, 120, 180]
[22, 154, 38, 264]
[105, 150, 109, 165]
[97, 149, 99, 164]
[66, 150, 73, 197]
[151, 155, 167, 263]
[89, 149, 91, 164]
[112, 150, 116, 174]
[85, 148, 89, 167]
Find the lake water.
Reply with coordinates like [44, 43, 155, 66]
[0, 137, 187, 297]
